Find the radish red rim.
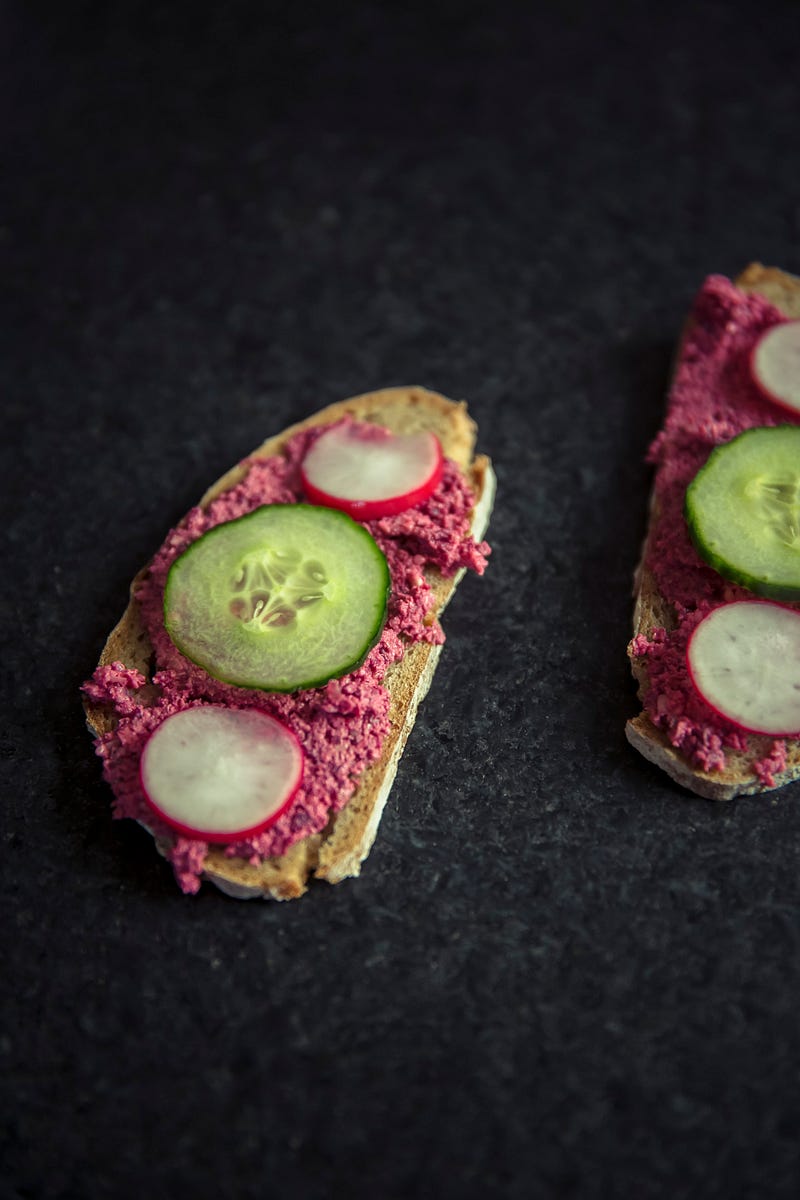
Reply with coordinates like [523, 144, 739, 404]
[139, 706, 304, 842]
[300, 422, 444, 519]
[750, 320, 800, 417]
[686, 600, 800, 737]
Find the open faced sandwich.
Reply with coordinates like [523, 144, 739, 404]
[627, 264, 800, 799]
[83, 387, 495, 897]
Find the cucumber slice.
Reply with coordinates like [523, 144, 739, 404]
[685, 425, 800, 600]
[686, 601, 800, 736]
[164, 505, 390, 692]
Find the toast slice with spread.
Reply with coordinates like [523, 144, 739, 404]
[84, 387, 495, 897]
[626, 264, 800, 799]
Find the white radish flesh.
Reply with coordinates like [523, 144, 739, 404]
[140, 706, 303, 841]
[301, 424, 443, 519]
[750, 321, 800, 416]
[686, 601, 800, 736]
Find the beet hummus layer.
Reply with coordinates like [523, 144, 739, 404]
[84, 420, 490, 893]
[630, 275, 800, 779]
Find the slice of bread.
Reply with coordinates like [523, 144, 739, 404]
[84, 387, 495, 897]
[626, 265, 800, 800]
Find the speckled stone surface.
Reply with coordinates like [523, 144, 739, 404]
[3, 2, 800, 1197]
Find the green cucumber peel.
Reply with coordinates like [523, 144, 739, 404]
[684, 425, 800, 601]
[164, 504, 390, 692]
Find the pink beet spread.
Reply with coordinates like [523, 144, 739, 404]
[630, 275, 800, 780]
[83, 419, 490, 893]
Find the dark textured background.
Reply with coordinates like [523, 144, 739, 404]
[3, 1, 800, 1197]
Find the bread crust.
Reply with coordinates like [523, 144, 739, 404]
[85, 386, 495, 897]
[627, 265, 800, 799]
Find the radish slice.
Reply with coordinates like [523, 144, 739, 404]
[686, 601, 800, 736]
[750, 321, 800, 416]
[140, 706, 303, 842]
[300, 423, 443, 519]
